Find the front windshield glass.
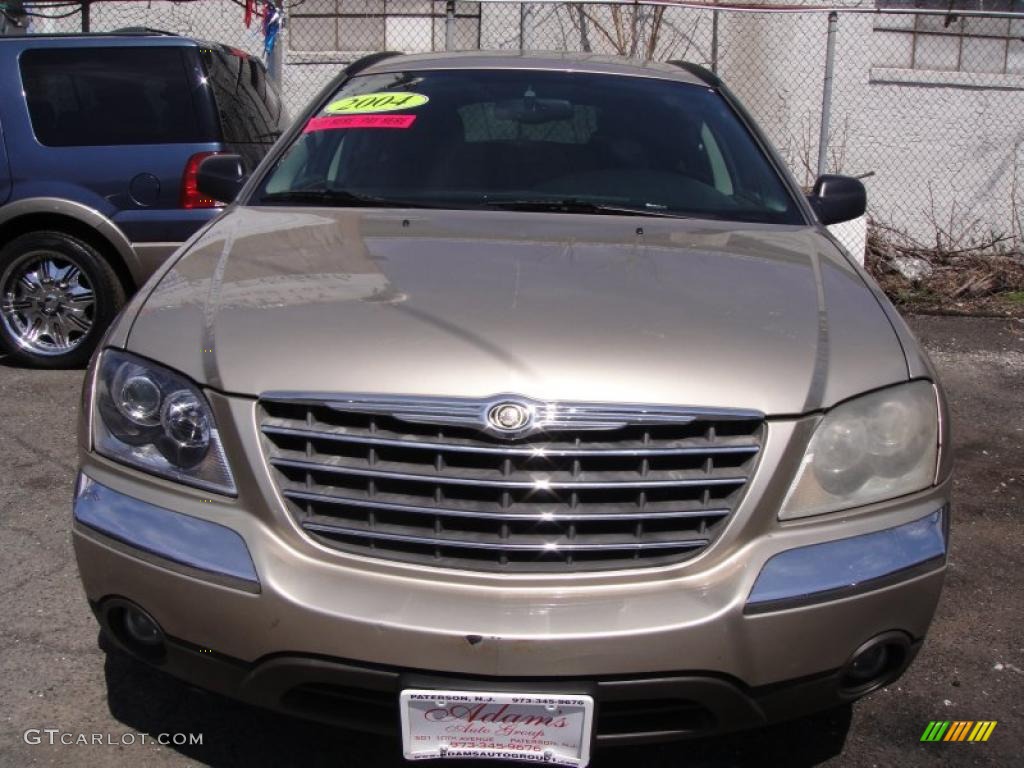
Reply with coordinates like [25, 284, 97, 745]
[255, 68, 802, 224]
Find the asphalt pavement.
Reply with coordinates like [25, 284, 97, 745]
[0, 314, 1021, 767]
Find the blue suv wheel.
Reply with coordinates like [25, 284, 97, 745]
[0, 230, 124, 368]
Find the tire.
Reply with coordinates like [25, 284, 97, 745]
[0, 230, 126, 369]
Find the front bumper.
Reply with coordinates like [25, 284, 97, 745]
[88, 617, 922, 744]
[74, 466, 949, 740]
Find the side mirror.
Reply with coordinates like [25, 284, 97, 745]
[196, 154, 248, 205]
[807, 174, 866, 226]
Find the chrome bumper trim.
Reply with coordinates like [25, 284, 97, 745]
[73, 474, 258, 584]
[746, 507, 947, 612]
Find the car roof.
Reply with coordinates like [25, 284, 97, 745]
[360, 50, 709, 86]
[0, 31, 213, 49]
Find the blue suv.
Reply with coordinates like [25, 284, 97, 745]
[0, 32, 286, 367]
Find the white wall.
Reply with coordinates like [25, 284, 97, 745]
[714, 6, 1023, 246]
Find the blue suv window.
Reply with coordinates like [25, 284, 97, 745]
[20, 47, 214, 146]
[200, 48, 285, 145]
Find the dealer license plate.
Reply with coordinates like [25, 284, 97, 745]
[400, 689, 594, 766]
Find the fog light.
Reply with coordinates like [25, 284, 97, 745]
[102, 599, 167, 661]
[124, 607, 162, 647]
[839, 632, 912, 696]
[846, 644, 888, 682]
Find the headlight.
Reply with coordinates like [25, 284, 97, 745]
[93, 349, 236, 495]
[781, 381, 938, 519]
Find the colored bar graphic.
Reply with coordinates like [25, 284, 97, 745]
[970, 722, 998, 742]
[921, 721, 950, 741]
[921, 720, 996, 742]
[944, 721, 972, 741]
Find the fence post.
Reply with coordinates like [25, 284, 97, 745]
[267, 2, 284, 86]
[816, 11, 838, 178]
[445, 0, 455, 51]
[711, 7, 719, 73]
[520, 2, 527, 51]
[81, 1, 91, 33]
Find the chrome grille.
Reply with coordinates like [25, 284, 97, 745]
[259, 395, 764, 572]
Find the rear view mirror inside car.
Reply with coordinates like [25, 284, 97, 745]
[494, 96, 574, 124]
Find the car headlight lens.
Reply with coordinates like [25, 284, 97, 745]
[94, 349, 236, 495]
[781, 381, 938, 519]
[117, 374, 162, 426]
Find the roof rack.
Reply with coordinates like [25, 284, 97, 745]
[0, 28, 182, 41]
[107, 27, 179, 36]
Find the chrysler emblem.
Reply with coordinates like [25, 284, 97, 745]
[487, 402, 531, 432]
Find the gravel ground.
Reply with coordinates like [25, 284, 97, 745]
[0, 315, 1021, 768]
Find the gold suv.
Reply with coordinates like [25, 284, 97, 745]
[73, 52, 950, 766]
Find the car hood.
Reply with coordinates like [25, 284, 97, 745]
[125, 207, 907, 415]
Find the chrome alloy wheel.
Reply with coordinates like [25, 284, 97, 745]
[0, 252, 96, 356]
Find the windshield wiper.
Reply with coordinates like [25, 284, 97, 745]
[257, 189, 439, 208]
[481, 198, 683, 218]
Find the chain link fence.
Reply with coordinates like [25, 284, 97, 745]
[12, 0, 1024, 275]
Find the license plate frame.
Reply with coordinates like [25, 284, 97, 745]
[399, 688, 595, 766]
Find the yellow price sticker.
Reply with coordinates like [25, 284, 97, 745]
[325, 92, 429, 115]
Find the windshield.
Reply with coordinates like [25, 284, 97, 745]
[255, 68, 803, 224]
